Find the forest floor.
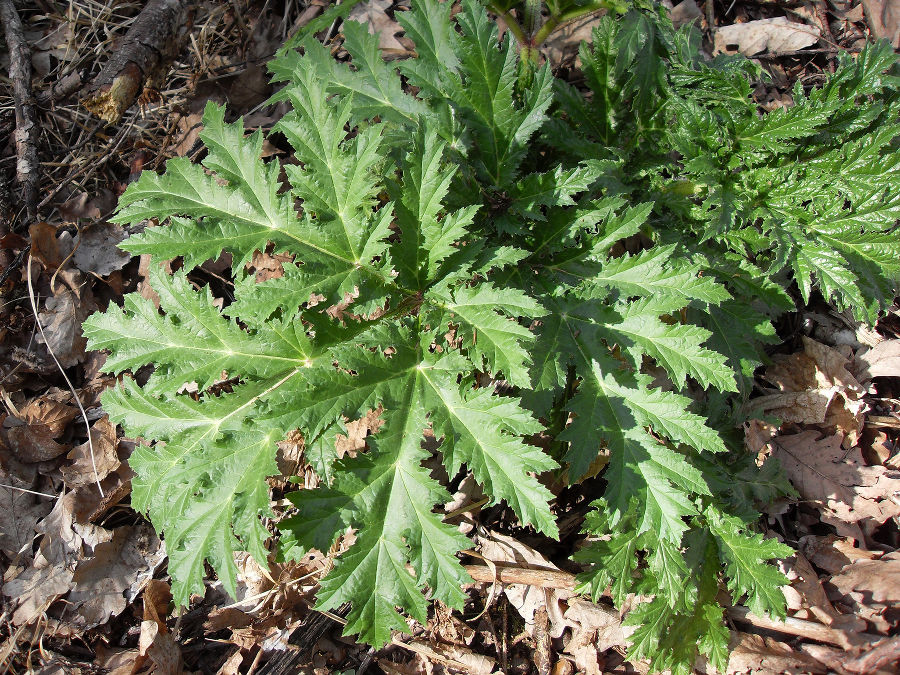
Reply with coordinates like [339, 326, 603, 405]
[1, 1, 900, 673]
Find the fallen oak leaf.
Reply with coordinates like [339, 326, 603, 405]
[771, 431, 900, 539]
[61, 415, 120, 488]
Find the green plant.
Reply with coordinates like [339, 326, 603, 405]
[83, 1, 899, 671]
[484, 0, 628, 64]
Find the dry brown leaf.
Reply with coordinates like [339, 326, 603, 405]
[799, 534, 880, 574]
[3, 563, 74, 625]
[771, 431, 900, 539]
[36, 490, 84, 566]
[29, 221, 67, 270]
[755, 337, 866, 444]
[725, 631, 829, 673]
[827, 551, 900, 634]
[6, 423, 71, 462]
[249, 248, 294, 283]
[215, 651, 244, 675]
[72, 222, 132, 277]
[61, 415, 120, 488]
[563, 597, 629, 674]
[67, 523, 164, 629]
[542, 13, 604, 67]
[37, 288, 94, 367]
[669, 0, 702, 28]
[171, 112, 203, 157]
[714, 17, 821, 56]
[0, 468, 53, 560]
[348, 0, 406, 51]
[862, 0, 900, 47]
[477, 529, 572, 638]
[17, 390, 78, 436]
[336, 407, 385, 457]
[781, 552, 867, 635]
[855, 340, 900, 380]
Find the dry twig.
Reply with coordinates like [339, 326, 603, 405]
[0, 0, 41, 223]
[81, 0, 190, 123]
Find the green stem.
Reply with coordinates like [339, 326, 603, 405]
[486, 3, 529, 46]
[533, 0, 624, 46]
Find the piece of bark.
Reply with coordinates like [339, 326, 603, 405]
[0, 0, 41, 223]
[81, 0, 190, 123]
[464, 563, 578, 590]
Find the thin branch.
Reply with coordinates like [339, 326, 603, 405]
[0, 0, 41, 224]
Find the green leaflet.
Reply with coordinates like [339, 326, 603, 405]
[83, 0, 897, 671]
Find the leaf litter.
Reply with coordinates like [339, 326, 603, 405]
[0, 0, 899, 673]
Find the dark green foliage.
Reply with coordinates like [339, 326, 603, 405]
[83, 1, 898, 671]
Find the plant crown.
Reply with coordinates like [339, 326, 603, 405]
[84, 1, 900, 671]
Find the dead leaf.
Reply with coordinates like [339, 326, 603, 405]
[37, 289, 93, 367]
[216, 651, 244, 675]
[755, 337, 866, 444]
[61, 415, 120, 488]
[543, 12, 604, 68]
[714, 17, 821, 56]
[72, 222, 132, 276]
[862, 0, 900, 47]
[36, 490, 84, 566]
[17, 390, 78, 436]
[727, 632, 831, 673]
[855, 340, 900, 380]
[249, 248, 294, 283]
[336, 407, 384, 457]
[799, 534, 880, 574]
[0, 468, 53, 560]
[827, 551, 900, 633]
[563, 597, 629, 675]
[29, 222, 66, 269]
[771, 431, 900, 539]
[477, 529, 571, 638]
[6, 423, 71, 462]
[3, 563, 74, 625]
[171, 112, 203, 157]
[57, 192, 102, 222]
[348, 0, 406, 51]
[68, 523, 165, 629]
[781, 553, 867, 635]
[669, 0, 702, 28]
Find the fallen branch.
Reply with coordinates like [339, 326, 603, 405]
[464, 564, 888, 652]
[0, 0, 41, 223]
[464, 563, 578, 591]
[81, 0, 189, 123]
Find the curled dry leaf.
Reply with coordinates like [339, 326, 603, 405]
[827, 552, 900, 634]
[563, 598, 629, 675]
[755, 337, 866, 445]
[6, 423, 70, 462]
[799, 534, 880, 575]
[714, 17, 821, 56]
[17, 390, 78, 436]
[61, 415, 120, 488]
[37, 288, 95, 367]
[29, 221, 67, 270]
[771, 431, 900, 539]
